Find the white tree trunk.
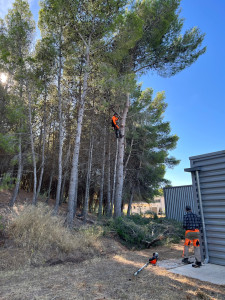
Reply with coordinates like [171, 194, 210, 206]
[127, 186, 134, 216]
[9, 134, 23, 207]
[98, 125, 106, 217]
[111, 139, 118, 215]
[55, 42, 64, 213]
[123, 138, 133, 181]
[114, 93, 130, 217]
[83, 133, 94, 222]
[67, 39, 90, 226]
[27, 87, 37, 205]
[60, 143, 71, 204]
[46, 170, 53, 204]
[36, 82, 47, 200]
[106, 129, 111, 216]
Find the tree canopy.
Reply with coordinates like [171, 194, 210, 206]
[0, 0, 206, 219]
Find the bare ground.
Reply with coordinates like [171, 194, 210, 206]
[0, 190, 225, 300]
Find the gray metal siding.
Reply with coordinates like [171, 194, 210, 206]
[189, 150, 225, 266]
[164, 185, 194, 222]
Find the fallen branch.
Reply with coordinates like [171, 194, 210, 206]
[142, 229, 169, 248]
[76, 215, 95, 224]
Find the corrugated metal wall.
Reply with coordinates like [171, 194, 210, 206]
[188, 150, 225, 266]
[163, 185, 194, 222]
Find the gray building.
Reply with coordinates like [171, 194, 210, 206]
[164, 185, 194, 222]
[185, 150, 225, 266]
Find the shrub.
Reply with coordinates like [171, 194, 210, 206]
[108, 216, 184, 248]
[110, 217, 147, 247]
[8, 204, 97, 256]
[127, 213, 150, 225]
[0, 216, 3, 231]
[0, 173, 15, 191]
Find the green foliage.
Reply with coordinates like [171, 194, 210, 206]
[0, 134, 15, 153]
[132, 0, 206, 76]
[109, 217, 147, 247]
[0, 0, 206, 212]
[124, 85, 180, 201]
[108, 216, 184, 248]
[0, 173, 15, 190]
[0, 215, 4, 232]
[127, 213, 151, 225]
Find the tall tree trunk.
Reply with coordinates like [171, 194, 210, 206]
[46, 170, 53, 204]
[127, 185, 134, 216]
[106, 127, 111, 216]
[98, 125, 106, 217]
[60, 143, 71, 204]
[9, 134, 23, 207]
[123, 138, 133, 181]
[67, 38, 91, 227]
[46, 123, 56, 204]
[114, 93, 130, 217]
[36, 81, 47, 200]
[111, 139, 118, 214]
[55, 38, 64, 214]
[83, 100, 94, 221]
[83, 133, 94, 222]
[27, 87, 37, 205]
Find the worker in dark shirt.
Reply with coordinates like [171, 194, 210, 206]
[182, 205, 202, 268]
[112, 113, 123, 138]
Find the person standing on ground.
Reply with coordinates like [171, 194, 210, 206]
[182, 205, 202, 268]
[112, 113, 123, 138]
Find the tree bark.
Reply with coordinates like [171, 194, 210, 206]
[123, 138, 133, 181]
[83, 132, 94, 222]
[111, 139, 118, 216]
[46, 123, 56, 204]
[27, 87, 37, 205]
[36, 80, 47, 200]
[55, 36, 64, 214]
[114, 93, 130, 217]
[9, 134, 23, 207]
[98, 125, 106, 217]
[59, 143, 71, 205]
[127, 185, 134, 216]
[67, 38, 91, 227]
[106, 127, 111, 216]
[46, 170, 53, 204]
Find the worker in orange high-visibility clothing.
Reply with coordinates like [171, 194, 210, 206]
[112, 113, 123, 138]
[182, 205, 202, 268]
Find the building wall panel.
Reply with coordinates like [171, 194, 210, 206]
[163, 185, 195, 222]
[188, 150, 225, 266]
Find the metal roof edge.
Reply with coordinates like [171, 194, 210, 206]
[163, 185, 193, 189]
[184, 166, 202, 172]
[189, 150, 225, 160]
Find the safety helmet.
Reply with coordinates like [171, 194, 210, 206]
[153, 252, 159, 258]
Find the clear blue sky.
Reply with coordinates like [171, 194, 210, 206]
[1, 0, 225, 187]
[140, 0, 225, 186]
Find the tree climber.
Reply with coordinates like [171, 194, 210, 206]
[112, 113, 123, 138]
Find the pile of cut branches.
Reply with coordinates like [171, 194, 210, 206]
[107, 215, 184, 249]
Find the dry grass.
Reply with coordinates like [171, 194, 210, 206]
[1, 191, 225, 299]
[1, 250, 225, 300]
[7, 204, 102, 265]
